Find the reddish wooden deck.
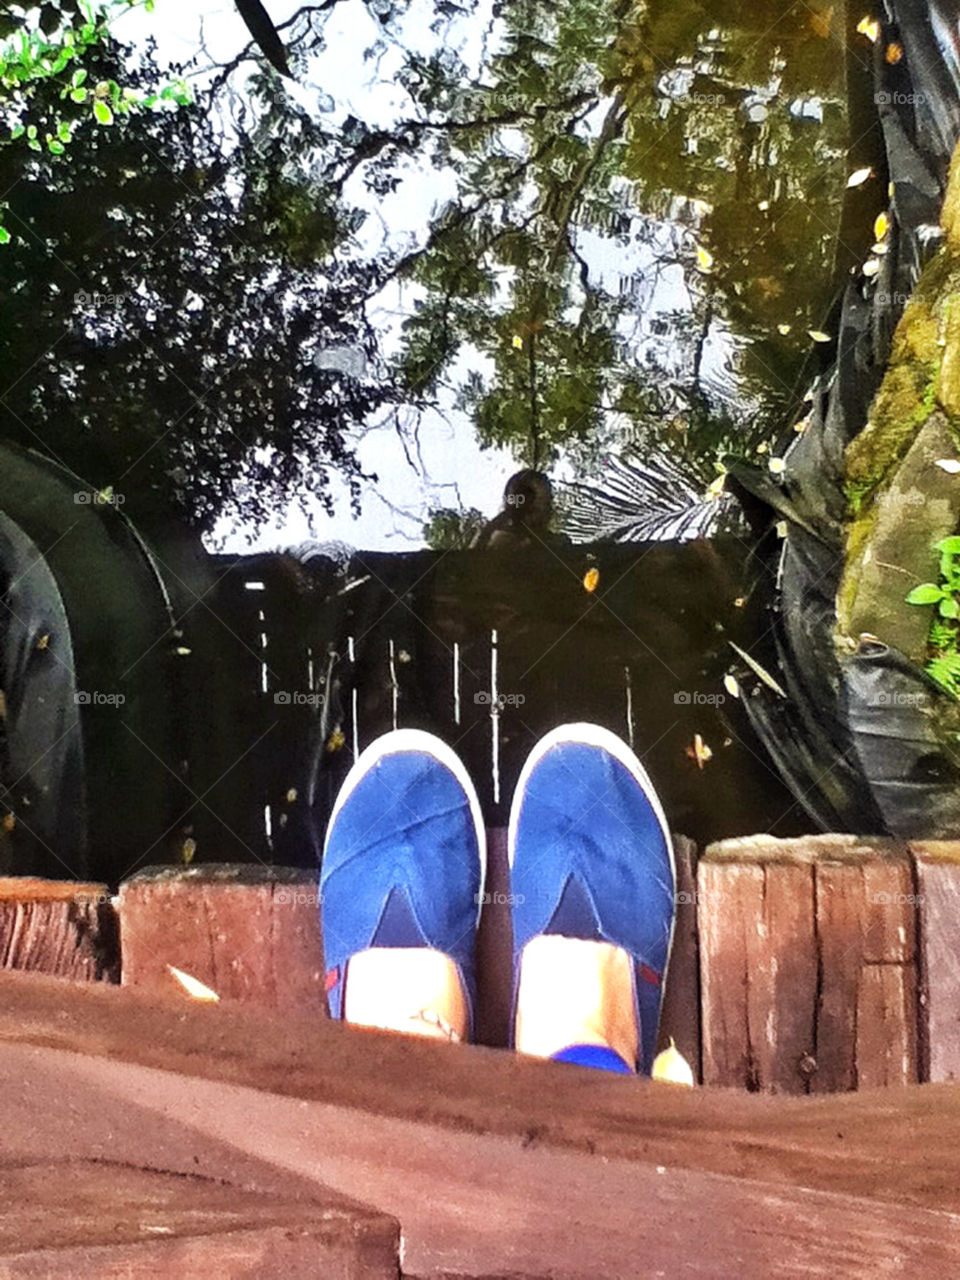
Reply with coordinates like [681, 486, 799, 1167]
[3, 971, 960, 1277]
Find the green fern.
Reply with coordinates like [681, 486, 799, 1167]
[930, 620, 958, 650]
[927, 651, 960, 697]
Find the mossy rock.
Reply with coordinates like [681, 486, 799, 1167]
[838, 411, 960, 658]
[846, 142, 960, 495]
[839, 139, 960, 661]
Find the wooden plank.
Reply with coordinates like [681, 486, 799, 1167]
[8, 1055, 960, 1280]
[0, 1159, 399, 1279]
[0, 879, 118, 982]
[10, 971, 960, 1239]
[699, 851, 818, 1093]
[912, 841, 960, 1083]
[699, 857, 762, 1088]
[117, 865, 326, 1014]
[857, 962, 918, 1089]
[813, 855, 918, 1091]
[814, 861, 866, 1093]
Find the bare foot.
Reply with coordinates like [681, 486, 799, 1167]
[343, 947, 468, 1043]
[514, 934, 638, 1068]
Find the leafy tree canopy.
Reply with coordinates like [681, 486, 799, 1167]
[0, 31, 392, 532]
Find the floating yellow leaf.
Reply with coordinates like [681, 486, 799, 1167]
[872, 241, 889, 255]
[583, 567, 600, 593]
[936, 459, 960, 474]
[885, 41, 903, 64]
[652, 1037, 695, 1086]
[326, 727, 346, 753]
[775, 519, 789, 538]
[180, 838, 196, 866]
[167, 964, 219, 1002]
[874, 211, 889, 241]
[685, 734, 712, 770]
[286, 787, 298, 803]
[856, 15, 880, 42]
[808, 330, 831, 343]
[768, 457, 786, 474]
[847, 166, 873, 188]
[863, 257, 881, 277]
[756, 441, 769, 454]
[794, 416, 811, 434]
[1, 813, 14, 833]
[757, 199, 770, 211]
[512, 335, 523, 349]
[36, 633, 50, 651]
[723, 673, 740, 698]
[695, 244, 713, 272]
[705, 473, 725, 501]
[777, 323, 791, 335]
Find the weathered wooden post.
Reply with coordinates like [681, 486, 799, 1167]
[0, 878, 118, 981]
[117, 865, 327, 1013]
[912, 841, 960, 1082]
[699, 836, 919, 1092]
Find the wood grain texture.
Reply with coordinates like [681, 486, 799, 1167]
[912, 842, 960, 1083]
[699, 855, 816, 1092]
[0, 878, 118, 982]
[8, 973, 960, 1278]
[700, 837, 918, 1094]
[117, 864, 327, 1014]
[0, 1159, 399, 1279]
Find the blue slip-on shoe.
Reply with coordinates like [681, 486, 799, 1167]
[508, 723, 675, 1075]
[320, 729, 486, 1040]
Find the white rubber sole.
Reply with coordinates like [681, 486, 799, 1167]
[323, 728, 488, 925]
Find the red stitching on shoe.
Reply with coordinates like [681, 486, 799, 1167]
[638, 963, 661, 987]
[325, 967, 340, 993]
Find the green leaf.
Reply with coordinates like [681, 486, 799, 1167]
[46, 138, 64, 154]
[940, 597, 959, 619]
[936, 537, 960, 554]
[94, 100, 112, 125]
[0, 226, 10, 245]
[9, 124, 24, 139]
[70, 87, 87, 102]
[905, 583, 943, 605]
[72, 68, 87, 88]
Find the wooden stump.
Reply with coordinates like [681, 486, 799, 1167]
[0, 878, 118, 982]
[117, 865, 327, 1014]
[912, 841, 960, 1083]
[699, 836, 918, 1093]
